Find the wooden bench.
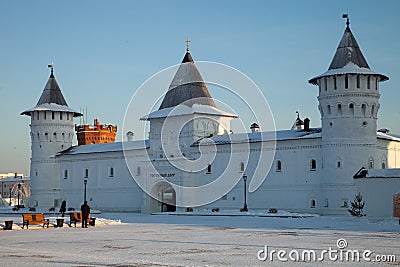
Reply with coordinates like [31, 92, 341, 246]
[22, 213, 49, 229]
[69, 212, 95, 227]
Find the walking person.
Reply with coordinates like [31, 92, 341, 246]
[81, 201, 90, 228]
[59, 200, 66, 217]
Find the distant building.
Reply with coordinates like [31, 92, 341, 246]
[21, 18, 400, 216]
[0, 173, 30, 206]
[75, 118, 117, 145]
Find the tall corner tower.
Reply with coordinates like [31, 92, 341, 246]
[21, 66, 82, 208]
[309, 16, 388, 144]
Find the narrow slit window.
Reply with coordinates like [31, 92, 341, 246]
[334, 76, 337, 90]
[310, 159, 317, 171]
[276, 160, 282, 172]
[345, 75, 349, 89]
[356, 75, 360, 88]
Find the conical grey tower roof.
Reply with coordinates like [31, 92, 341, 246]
[21, 68, 82, 117]
[328, 24, 369, 70]
[36, 69, 68, 106]
[159, 52, 216, 110]
[309, 20, 388, 85]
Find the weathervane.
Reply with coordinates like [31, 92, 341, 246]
[185, 37, 190, 52]
[342, 14, 350, 27]
[48, 63, 54, 76]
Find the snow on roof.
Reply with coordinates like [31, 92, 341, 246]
[197, 128, 322, 146]
[309, 62, 388, 85]
[377, 131, 400, 142]
[363, 168, 400, 178]
[57, 140, 149, 156]
[141, 103, 238, 120]
[21, 103, 82, 117]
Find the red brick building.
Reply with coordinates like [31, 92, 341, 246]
[75, 119, 117, 145]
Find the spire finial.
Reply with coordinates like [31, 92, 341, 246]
[185, 37, 190, 52]
[342, 13, 350, 27]
[296, 110, 300, 119]
[48, 64, 54, 77]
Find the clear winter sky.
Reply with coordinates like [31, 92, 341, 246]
[1, 1, 399, 176]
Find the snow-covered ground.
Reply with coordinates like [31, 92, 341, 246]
[1, 212, 399, 266]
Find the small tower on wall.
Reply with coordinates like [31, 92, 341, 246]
[21, 66, 82, 208]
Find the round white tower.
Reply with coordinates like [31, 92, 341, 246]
[308, 17, 388, 214]
[21, 66, 82, 208]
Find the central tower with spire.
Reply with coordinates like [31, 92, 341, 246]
[21, 66, 82, 208]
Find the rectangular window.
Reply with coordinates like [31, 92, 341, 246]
[64, 170, 68, 179]
[52, 112, 55, 120]
[109, 167, 114, 177]
[44, 111, 47, 120]
[60, 112, 63, 120]
[67, 113, 69, 120]
[84, 168, 89, 178]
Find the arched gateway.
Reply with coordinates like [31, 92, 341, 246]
[150, 182, 176, 213]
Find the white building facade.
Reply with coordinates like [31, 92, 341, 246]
[22, 20, 400, 216]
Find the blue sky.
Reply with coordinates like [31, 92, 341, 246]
[1, 0, 399, 175]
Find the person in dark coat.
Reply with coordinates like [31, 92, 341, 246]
[80, 201, 90, 228]
[59, 200, 66, 217]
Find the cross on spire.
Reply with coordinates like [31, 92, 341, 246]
[185, 38, 190, 52]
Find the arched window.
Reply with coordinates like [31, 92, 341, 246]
[367, 76, 371, 89]
[327, 105, 331, 116]
[276, 160, 282, 172]
[109, 167, 114, 177]
[336, 156, 342, 168]
[44, 112, 47, 120]
[361, 104, 366, 117]
[310, 199, 316, 208]
[60, 112, 63, 120]
[52, 112, 55, 120]
[356, 75, 360, 88]
[382, 162, 386, 169]
[345, 75, 349, 89]
[207, 164, 212, 174]
[240, 162, 245, 172]
[310, 159, 317, 171]
[337, 104, 342, 116]
[371, 105, 375, 118]
[349, 103, 354, 116]
[368, 158, 374, 169]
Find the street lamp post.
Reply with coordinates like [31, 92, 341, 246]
[17, 183, 21, 207]
[242, 174, 248, 212]
[83, 179, 87, 203]
[9, 188, 12, 206]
